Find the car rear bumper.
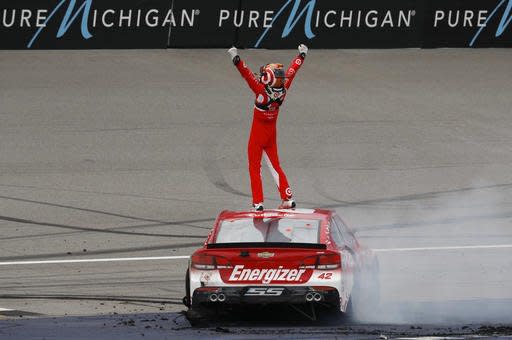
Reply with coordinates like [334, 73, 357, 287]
[192, 286, 339, 306]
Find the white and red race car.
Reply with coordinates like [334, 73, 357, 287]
[183, 208, 378, 318]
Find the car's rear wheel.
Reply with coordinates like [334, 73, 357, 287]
[182, 269, 191, 308]
[183, 270, 218, 326]
[321, 298, 352, 325]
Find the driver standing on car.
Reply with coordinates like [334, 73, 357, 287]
[228, 44, 308, 211]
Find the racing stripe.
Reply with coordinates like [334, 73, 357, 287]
[263, 151, 280, 188]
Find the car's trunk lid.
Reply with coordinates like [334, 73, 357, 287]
[199, 244, 335, 284]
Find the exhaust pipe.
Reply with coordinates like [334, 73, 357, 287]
[209, 293, 218, 302]
[217, 293, 226, 302]
[313, 292, 322, 302]
[305, 292, 314, 302]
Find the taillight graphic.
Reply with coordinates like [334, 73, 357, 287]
[317, 253, 341, 269]
[300, 253, 341, 270]
[191, 253, 232, 270]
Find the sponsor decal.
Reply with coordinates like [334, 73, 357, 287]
[257, 252, 275, 259]
[317, 272, 333, 280]
[229, 265, 306, 284]
[217, 0, 417, 48]
[254, 212, 294, 218]
[426, 0, 512, 47]
[285, 187, 292, 197]
[2, 0, 509, 49]
[0, 0, 199, 48]
[433, 9, 489, 29]
[245, 287, 285, 296]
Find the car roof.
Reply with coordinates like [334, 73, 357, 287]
[217, 208, 334, 221]
[205, 209, 338, 249]
[197, 209, 367, 255]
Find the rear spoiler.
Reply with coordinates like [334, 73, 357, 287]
[206, 242, 326, 250]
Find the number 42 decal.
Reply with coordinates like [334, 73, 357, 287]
[317, 273, 333, 279]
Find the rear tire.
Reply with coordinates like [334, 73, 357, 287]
[323, 299, 352, 325]
[183, 269, 191, 308]
[183, 270, 216, 326]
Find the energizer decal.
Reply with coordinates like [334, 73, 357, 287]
[229, 265, 306, 283]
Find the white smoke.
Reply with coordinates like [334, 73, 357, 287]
[346, 182, 512, 324]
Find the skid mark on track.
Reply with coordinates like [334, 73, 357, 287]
[201, 146, 323, 207]
[0, 242, 201, 262]
[313, 182, 355, 207]
[0, 255, 189, 266]
[314, 181, 512, 232]
[0, 308, 41, 317]
[199, 137, 321, 205]
[355, 210, 512, 232]
[0, 294, 180, 305]
[0, 215, 206, 239]
[0, 279, 183, 290]
[0, 193, 208, 228]
[201, 146, 252, 199]
[315, 182, 512, 209]
[0, 218, 212, 241]
[0, 185, 206, 204]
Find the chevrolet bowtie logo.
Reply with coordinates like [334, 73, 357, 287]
[257, 252, 275, 258]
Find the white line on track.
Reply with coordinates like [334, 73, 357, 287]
[0, 244, 511, 266]
[0, 308, 14, 311]
[373, 244, 512, 253]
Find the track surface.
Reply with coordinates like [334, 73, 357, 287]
[0, 49, 512, 338]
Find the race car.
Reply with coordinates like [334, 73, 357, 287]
[183, 208, 379, 319]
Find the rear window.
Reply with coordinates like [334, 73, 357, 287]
[214, 218, 321, 244]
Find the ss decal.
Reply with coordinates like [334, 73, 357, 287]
[245, 287, 285, 296]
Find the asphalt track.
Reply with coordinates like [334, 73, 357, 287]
[0, 49, 512, 338]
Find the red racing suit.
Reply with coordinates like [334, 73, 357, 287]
[234, 54, 305, 204]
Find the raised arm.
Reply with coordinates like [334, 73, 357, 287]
[285, 44, 308, 90]
[228, 47, 262, 94]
